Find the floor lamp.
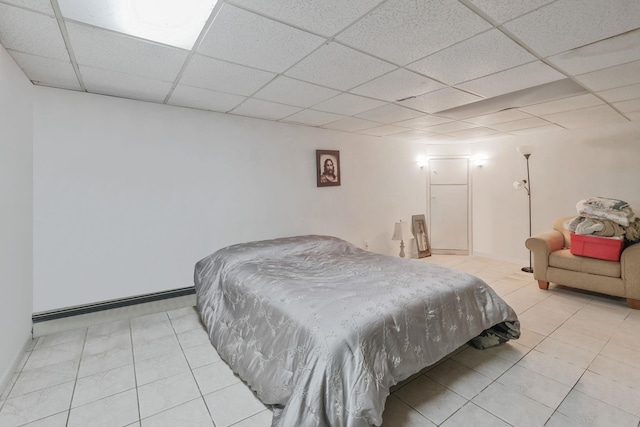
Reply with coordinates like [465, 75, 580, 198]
[513, 145, 534, 273]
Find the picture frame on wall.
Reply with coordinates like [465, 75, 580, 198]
[412, 214, 431, 258]
[316, 150, 340, 187]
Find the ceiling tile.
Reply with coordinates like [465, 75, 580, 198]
[283, 109, 346, 126]
[285, 42, 395, 91]
[420, 134, 464, 144]
[393, 115, 453, 129]
[228, 0, 383, 37]
[504, 0, 640, 57]
[355, 104, 423, 124]
[336, 0, 491, 65]
[398, 87, 482, 114]
[1, 0, 54, 14]
[408, 29, 536, 85]
[424, 121, 479, 134]
[456, 61, 565, 98]
[180, 55, 276, 96]
[358, 124, 409, 137]
[464, 0, 555, 25]
[597, 83, 640, 103]
[230, 98, 301, 120]
[0, 4, 69, 60]
[168, 85, 246, 112]
[575, 60, 640, 92]
[464, 109, 532, 125]
[197, 4, 324, 73]
[79, 65, 173, 103]
[311, 93, 386, 116]
[518, 94, 603, 116]
[613, 99, 640, 114]
[8, 50, 81, 90]
[321, 117, 380, 132]
[488, 117, 551, 132]
[387, 129, 440, 142]
[547, 29, 640, 75]
[350, 68, 445, 102]
[625, 111, 640, 121]
[66, 23, 189, 82]
[541, 104, 629, 129]
[447, 127, 501, 139]
[252, 76, 339, 108]
[509, 124, 565, 135]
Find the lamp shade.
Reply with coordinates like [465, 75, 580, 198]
[516, 145, 534, 157]
[392, 220, 413, 241]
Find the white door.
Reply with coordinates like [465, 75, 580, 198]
[429, 159, 469, 253]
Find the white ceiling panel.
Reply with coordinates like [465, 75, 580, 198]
[408, 29, 536, 85]
[252, 76, 339, 108]
[576, 60, 640, 92]
[504, 0, 640, 57]
[541, 104, 629, 129]
[1, 0, 54, 15]
[399, 87, 482, 114]
[597, 84, 640, 103]
[228, 0, 384, 37]
[358, 124, 410, 137]
[456, 61, 565, 98]
[311, 93, 386, 116]
[0, 4, 69, 60]
[336, 0, 491, 65]
[393, 115, 453, 129]
[231, 98, 301, 120]
[387, 129, 439, 142]
[424, 121, 478, 134]
[321, 117, 380, 132]
[547, 29, 640, 76]
[448, 127, 500, 139]
[625, 111, 640, 121]
[614, 99, 640, 114]
[464, 109, 532, 126]
[518, 94, 603, 116]
[283, 109, 346, 126]
[463, 0, 555, 25]
[79, 65, 173, 103]
[197, 4, 324, 73]
[285, 42, 395, 91]
[509, 124, 565, 135]
[168, 84, 246, 112]
[488, 117, 551, 132]
[350, 68, 445, 102]
[355, 104, 423, 124]
[180, 55, 276, 96]
[66, 23, 189, 82]
[7, 50, 81, 90]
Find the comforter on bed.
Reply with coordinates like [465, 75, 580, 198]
[194, 235, 519, 427]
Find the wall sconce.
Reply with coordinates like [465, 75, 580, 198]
[416, 156, 428, 169]
[474, 158, 487, 168]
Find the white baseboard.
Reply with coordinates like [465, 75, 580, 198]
[0, 332, 33, 400]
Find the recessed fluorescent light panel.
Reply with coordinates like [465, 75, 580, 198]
[58, 0, 219, 49]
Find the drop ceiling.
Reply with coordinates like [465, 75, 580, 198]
[1, 0, 640, 144]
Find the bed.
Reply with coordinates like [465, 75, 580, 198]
[194, 235, 519, 427]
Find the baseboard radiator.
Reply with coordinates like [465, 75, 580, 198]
[32, 286, 196, 323]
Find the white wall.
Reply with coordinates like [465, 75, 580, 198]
[33, 87, 428, 312]
[422, 122, 640, 264]
[0, 46, 33, 393]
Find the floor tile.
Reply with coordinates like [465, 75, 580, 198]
[71, 364, 136, 408]
[548, 325, 608, 354]
[183, 343, 221, 369]
[131, 320, 176, 345]
[22, 342, 83, 371]
[83, 328, 132, 356]
[34, 329, 86, 351]
[86, 319, 131, 340]
[496, 364, 571, 409]
[170, 313, 206, 334]
[574, 370, 640, 417]
[133, 333, 182, 362]
[138, 371, 201, 419]
[67, 389, 139, 427]
[176, 327, 211, 349]
[204, 382, 267, 427]
[472, 382, 553, 427]
[587, 354, 640, 391]
[78, 346, 134, 378]
[229, 409, 273, 427]
[20, 411, 69, 426]
[556, 389, 640, 427]
[451, 346, 515, 380]
[380, 395, 436, 427]
[140, 397, 214, 427]
[424, 359, 492, 400]
[193, 360, 241, 395]
[393, 375, 467, 425]
[516, 349, 585, 387]
[9, 359, 79, 399]
[440, 402, 510, 427]
[135, 350, 191, 386]
[534, 336, 597, 369]
[544, 411, 586, 427]
[166, 306, 198, 319]
[0, 381, 74, 427]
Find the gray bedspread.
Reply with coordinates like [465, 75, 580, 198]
[194, 235, 519, 427]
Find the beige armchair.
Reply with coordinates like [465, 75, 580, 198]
[525, 216, 640, 309]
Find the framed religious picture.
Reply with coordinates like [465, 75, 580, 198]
[316, 150, 340, 187]
[411, 214, 431, 258]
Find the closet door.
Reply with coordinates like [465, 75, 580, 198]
[429, 158, 469, 253]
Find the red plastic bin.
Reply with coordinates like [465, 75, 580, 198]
[570, 233, 624, 261]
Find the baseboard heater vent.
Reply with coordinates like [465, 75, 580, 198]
[32, 286, 196, 323]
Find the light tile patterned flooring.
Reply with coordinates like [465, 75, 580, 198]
[1, 255, 640, 426]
